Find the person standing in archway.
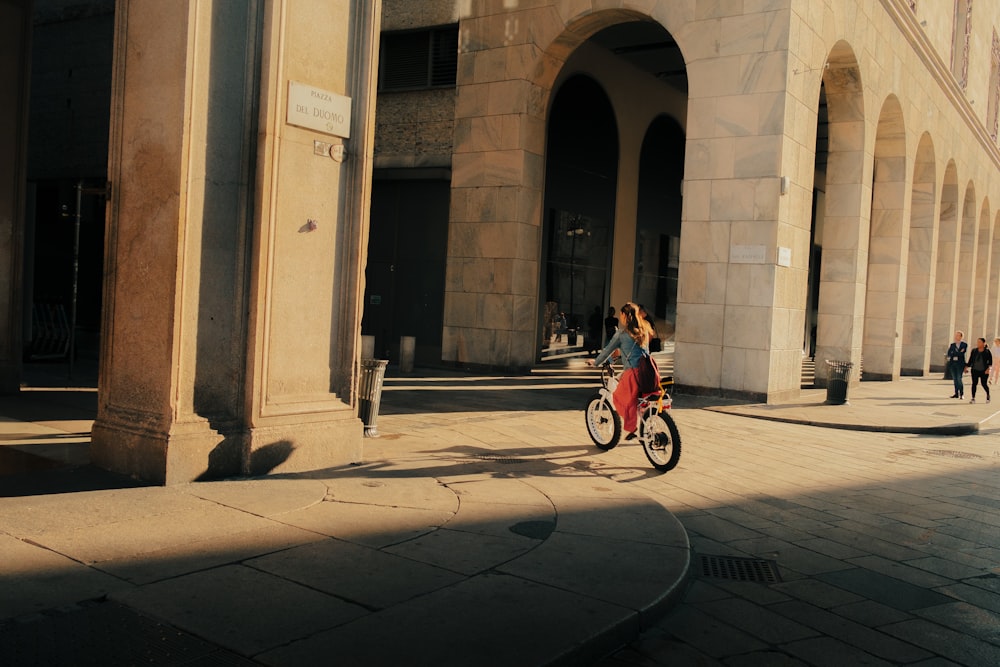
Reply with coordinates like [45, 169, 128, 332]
[946, 331, 967, 399]
[965, 337, 992, 404]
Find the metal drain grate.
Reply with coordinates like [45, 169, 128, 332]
[476, 453, 531, 464]
[699, 555, 781, 583]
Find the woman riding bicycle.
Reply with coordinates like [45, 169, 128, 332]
[587, 302, 653, 440]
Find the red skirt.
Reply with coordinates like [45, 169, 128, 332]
[613, 367, 640, 433]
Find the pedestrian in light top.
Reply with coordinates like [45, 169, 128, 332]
[965, 337, 992, 404]
[588, 303, 652, 439]
[946, 331, 967, 399]
[990, 337, 1000, 385]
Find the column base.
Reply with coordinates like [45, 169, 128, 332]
[91, 409, 364, 484]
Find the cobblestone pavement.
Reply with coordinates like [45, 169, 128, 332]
[574, 400, 1000, 665]
[381, 364, 1000, 665]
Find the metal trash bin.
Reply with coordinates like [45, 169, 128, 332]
[566, 328, 578, 346]
[358, 359, 388, 437]
[824, 360, 853, 405]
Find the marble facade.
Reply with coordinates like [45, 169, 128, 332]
[377, 0, 1000, 402]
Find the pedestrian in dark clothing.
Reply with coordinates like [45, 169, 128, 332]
[946, 331, 967, 399]
[604, 307, 617, 341]
[588, 306, 603, 353]
[965, 337, 993, 404]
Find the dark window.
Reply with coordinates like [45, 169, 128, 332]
[380, 25, 458, 91]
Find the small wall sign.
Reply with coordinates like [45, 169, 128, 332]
[287, 81, 352, 138]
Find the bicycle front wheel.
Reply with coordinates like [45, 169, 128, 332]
[639, 407, 681, 471]
[585, 393, 622, 450]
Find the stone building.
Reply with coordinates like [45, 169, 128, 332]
[1, 0, 381, 483]
[370, 0, 1000, 402]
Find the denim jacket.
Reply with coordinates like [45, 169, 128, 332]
[594, 328, 648, 370]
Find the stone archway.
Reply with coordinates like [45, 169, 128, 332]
[930, 162, 960, 371]
[861, 96, 907, 381]
[811, 41, 869, 385]
[900, 133, 937, 375]
[443, 4, 690, 369]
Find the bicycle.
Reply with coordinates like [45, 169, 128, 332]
[584, 360, 682, 471]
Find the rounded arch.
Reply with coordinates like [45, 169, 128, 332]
[972, 198, 992, 337]
[862, 95, 907, 381]
[930, 161, 961, 369]
[901, 132, 938, 375]
[811, 40, 868, 384]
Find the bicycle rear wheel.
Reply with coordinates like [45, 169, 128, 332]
[585, 393, 622, 450]
[638, 407, 681, 471]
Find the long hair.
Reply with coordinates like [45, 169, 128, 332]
[620, 302, 651, 346]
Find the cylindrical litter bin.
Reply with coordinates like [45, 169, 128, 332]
[824, 360, 853, 405]
[358, 359, 388, 437]
[567, 328, 578, 346]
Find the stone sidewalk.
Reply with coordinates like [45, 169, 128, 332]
[2, 360, 1000, 665]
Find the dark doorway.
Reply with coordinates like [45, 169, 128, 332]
[540, 75, 618, 356]
[362, 176, 450, 365]
[635, 115, 684, 339]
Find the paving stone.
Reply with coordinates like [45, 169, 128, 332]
[795, 536, 869, 560]
[936, 582, 1000, 615]
[845, 554, 955, 588]
[781, 636, 895, 667]
[498, 531, 688, 612]
[276, 499, 453, 549]
[769, 600, 932, 663]
[771, 578, 865, 608]
[682, 514, 765, 544]
[694, 597, 818, 645]
[727, 536, 853, 576]
[905, 555, 994, 581]
[112, 565, 368, 656]
[829, 599, 913, 627]
[914, 601, 1000, 645]
[723, 650, 809, 666]
[0, 534, 133, 621]
[881, 618, 1000, 665]
[256, 572, 636, 667]
[816, 568, 953, 611]
[657, 605, 768, 659]
[385, 526, 537, 575]
[247, 538, 464, 609]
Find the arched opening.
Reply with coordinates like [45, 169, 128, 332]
[900, 133, 937, 375]
[930, 162, 960, 372]
[635, 115, 685, 345]
[955, 182, 977, 336]
[537, 17, 687, 358]
[540, 75, 618, 353]
[861, 96, 907, 381]
[972, 199, 992, 337]
[807, 42, 867, 386]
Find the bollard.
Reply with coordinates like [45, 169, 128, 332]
[358, 359, 388, 437]
[399, 335, 415, 373]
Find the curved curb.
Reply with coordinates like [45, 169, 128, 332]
[703, 406, 979, 436]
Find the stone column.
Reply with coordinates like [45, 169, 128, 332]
[608, 129, 640, 310]
[900, 144, 938, 376]
[441, 12, 547, 370]
[91, 0, 377, 483]
[0, 0, 30, 394]
[812, 81, 872, 386]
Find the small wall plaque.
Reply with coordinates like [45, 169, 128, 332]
[287, 81, 352, 138]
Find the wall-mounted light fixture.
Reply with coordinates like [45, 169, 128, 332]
[780, 175, 789, 195]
